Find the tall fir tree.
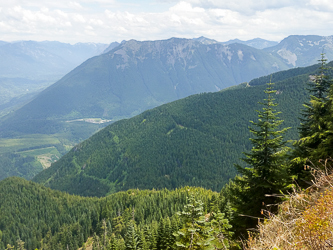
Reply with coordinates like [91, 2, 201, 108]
[174, 194, 231, 250]
[124, 220, 140, 250]
[231, 81, 292, 229]
[292, 54, 333, 181]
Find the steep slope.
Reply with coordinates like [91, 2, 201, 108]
[0, 37, 289, 136]
[32, 61, 325, 197]
[264, 35, 333, 67]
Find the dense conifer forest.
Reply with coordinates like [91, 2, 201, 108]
[0, 177, 226, 249]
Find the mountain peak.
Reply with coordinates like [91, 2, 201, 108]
[193, 36, 219, 45]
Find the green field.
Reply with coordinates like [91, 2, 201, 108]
[0, 134, 61, 154]
[0, 134, 74, 174]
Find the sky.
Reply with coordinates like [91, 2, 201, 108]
[0, 0, 333, 44]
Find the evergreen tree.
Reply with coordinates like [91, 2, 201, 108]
[112, 215, 125, 238]
[206, 212, 233, 250]
[124, 220, 139, 250]
[92, 233, 101, 250]
[174, 194, 232, 249]
[109, 234, 118, 250]
[156, 218, 166, 250]
[231, 81, 292, 229]
[174, 195, 208, 249]
[292, 54, 333, 172]
[143, 226, 156, 250]
[101, 219, 109, 249]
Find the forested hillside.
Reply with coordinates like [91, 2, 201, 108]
[0, 177, 220, 250]
[32, 61, 327, 197]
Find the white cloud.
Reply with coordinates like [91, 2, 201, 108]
[308, 0, 333, 11]
[72, 13, 86, 23]
[0, 0, 332, 43]
[68, 2, 84, 10]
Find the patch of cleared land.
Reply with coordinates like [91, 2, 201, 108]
[19, 146, 61, 169]
[66, 118, 111, 124]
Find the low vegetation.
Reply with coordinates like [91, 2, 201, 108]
[245, 161, 333, 249]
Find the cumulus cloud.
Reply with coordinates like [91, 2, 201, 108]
[0, 0, 332, 43]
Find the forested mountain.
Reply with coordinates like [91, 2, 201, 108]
[32, 61, 332, 197]
[0, 177, 219, 250]
[0, 37, 290, 137]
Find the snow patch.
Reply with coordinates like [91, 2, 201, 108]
[272, 62, 279, 69]
[237, 50, 243, 61]
[216, 45, 233, 62]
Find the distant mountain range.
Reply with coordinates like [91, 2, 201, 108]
[0, 41, 109, 79]
[2, 34, 332, 118]
[0, 37, 289, 136]
[3, 35, 333, 138]
[193, 36, 278, 49]
[0, 41, 110, 116]
[222, 38, 279, 49]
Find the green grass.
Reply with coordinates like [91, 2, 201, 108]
[19, 146, 57, 155]
[0, 134, 61, 154]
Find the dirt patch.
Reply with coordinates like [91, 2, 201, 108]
[37, 154, 59, 169]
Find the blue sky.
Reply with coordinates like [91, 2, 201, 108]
[1, 0, 333, 44]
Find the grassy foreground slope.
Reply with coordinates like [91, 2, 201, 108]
[32, 61, 325, 197]
[244, 167, 333, 249]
